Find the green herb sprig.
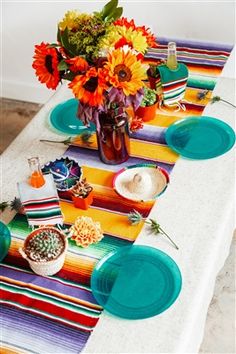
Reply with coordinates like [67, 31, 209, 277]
[128, 210, 179, 250]
[197, 90, 236, 108]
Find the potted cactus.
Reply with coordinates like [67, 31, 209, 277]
[71, 178, 93, 210]
[135, 86, 158, 122]
[19, 227, 67, 276]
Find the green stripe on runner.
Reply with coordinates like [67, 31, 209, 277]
[187, 75, 217, 90]
[27, 210, 62, 218]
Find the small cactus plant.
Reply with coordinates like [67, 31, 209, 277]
[71, 178, 93, 198]
[25, 229, 64, 262]
[140, 86, 157, 107]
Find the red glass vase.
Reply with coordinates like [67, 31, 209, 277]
[96, 110, 130, 165]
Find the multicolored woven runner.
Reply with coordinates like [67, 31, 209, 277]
[1, 38, 233, 354]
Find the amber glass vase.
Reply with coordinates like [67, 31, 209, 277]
[96, 110, 130, 165]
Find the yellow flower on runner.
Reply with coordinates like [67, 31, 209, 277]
[70, 216, 104, 248]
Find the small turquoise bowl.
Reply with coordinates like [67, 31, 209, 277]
[0, 221, 11, 262]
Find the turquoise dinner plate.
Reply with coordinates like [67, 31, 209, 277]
[165, 116, 235, 159]
[49, 98, 96, 135]
[0, 221, 11, 262]
[91, 245, 182, 319]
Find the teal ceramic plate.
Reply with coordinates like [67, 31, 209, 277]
[49, 98, 96, 135]
[91, 245, 182, 319]
[0, 221, 11, 262]
[165, 116, 235, 159]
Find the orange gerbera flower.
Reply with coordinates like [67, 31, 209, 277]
[114, 17, 157, 48]
[136, 25, 158, 48]
[66, 56, 89, 73]
[32, 42, 60, 89]
[105, 49, 146, 96]
[69, 67, 108, 106]
[114, 17, 136, 30]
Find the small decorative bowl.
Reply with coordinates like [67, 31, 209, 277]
[19, 227, 67, 276]
[42, 157, 82, 191]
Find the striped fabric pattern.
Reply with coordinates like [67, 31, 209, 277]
[1, 38, 233, 354]
[23, 197, 63, 223]
[155, 63, 189, 106]
[18, 174, 63, 226]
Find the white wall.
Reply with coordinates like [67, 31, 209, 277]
[1, 1, 235, 104]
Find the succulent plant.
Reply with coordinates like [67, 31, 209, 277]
[25, 229, 64, 262]
[71, 178, 93, 198]
[10, 197, 23, 212]
[140, 86, 157, 107]
[0, 197, 23, 213]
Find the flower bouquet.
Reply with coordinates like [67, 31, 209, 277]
[33, 0, 157, 164]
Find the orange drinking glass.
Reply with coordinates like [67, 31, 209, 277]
[28, 157, 45, 188]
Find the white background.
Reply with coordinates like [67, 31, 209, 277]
[1, 1, 235, 103]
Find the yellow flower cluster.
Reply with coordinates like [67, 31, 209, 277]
[58, 10, 91, 31]
[101, 25, 149, 54]
[70, 216, 103, 248]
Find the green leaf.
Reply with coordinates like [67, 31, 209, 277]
[101, 0, 118, 20]
[58, 60, 68, 71]
[107, 7, 123, 21]
[61, 72, 76, 81]
[49, 43, 59, 48]
[59, 27, 78, 57]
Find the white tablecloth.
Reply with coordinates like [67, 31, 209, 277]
[1, 63, 235, 354]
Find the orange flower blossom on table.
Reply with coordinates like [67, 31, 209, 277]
[32, 0, 158, 128]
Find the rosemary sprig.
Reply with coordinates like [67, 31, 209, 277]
[0, 198, 23, 213]
[211, 96, 236, 108]
[128, 210, 179, 250]
[197, 90, 236, 108]
[40, 137, 72, 145]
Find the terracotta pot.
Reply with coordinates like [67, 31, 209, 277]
[135, 101, 158, 122]
[72, 191, 94, 210]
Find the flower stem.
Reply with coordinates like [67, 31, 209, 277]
[144, 220, 179, 250]
[40, 139, 64, 143]
[40, 137, 72, 145]
[218, 98, 236, 109]
[159, 226, 179, 250]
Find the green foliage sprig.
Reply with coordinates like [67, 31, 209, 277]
[0, 197, 23, 213]
[197, 90, 236, 108]
[128, 210, 179, 250]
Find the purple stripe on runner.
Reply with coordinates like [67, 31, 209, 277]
[145, 52, 227, 67]
[0, 265, 98, 304]
[1, 305, 90, 353]
[64, 145, 175, 174]
[157, 37, 234, 52]
[130, 126, 166, 144]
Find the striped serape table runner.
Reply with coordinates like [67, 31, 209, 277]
[0, 38, 233, 354]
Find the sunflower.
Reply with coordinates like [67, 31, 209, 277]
[105, 49, 146, 96]
[32, 42, 60, 90]
[66, 56, 89, 73]
[69, 67, 108, 106]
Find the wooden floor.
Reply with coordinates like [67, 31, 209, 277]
[0, 98, 41, 154]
